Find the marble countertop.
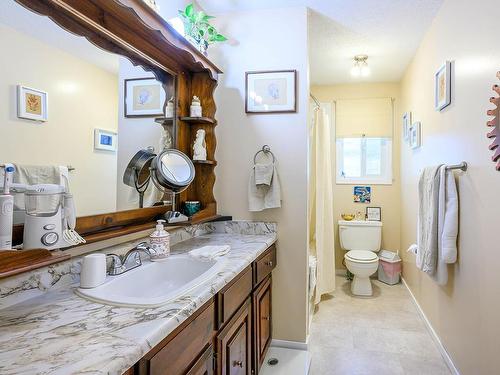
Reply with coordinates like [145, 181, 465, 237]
[0, 225, 277, 375]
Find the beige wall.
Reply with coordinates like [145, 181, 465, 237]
[210, 7, 309, 343]
[0, 24, 118, 216]
[399, 0, 500, 373]
[311, 83, 401, 268]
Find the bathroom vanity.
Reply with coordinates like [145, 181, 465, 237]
[135, 244, 276, 375]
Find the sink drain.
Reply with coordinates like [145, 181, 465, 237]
[267, 358, 279, 366]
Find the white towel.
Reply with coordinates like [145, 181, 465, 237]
[189, 245, 230, 261]
[248, 165, 281, 211]
[416, 166, 441, 274]
[434, 166, 459, 285]
[12, 164, 63, 210]
[254, 163, 274, 186]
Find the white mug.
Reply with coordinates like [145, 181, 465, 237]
[80, 253, 106, 288]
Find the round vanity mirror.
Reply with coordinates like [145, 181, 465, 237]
[152, 149, 195, 191]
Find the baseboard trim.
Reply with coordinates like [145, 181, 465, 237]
[271, 339, 308, 351]
[401, 277, 460, 375]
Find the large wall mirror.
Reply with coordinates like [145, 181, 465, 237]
[0, 2, 177, 237]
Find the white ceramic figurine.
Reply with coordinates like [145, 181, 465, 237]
[190, 96, 202, 117]
[193, 129, 207, 161]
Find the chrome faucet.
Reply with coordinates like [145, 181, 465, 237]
[106, 242, 158, 276]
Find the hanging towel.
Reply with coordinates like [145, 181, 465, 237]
[416, 165, 441, 275]
[189, 245, 230, 261]
[13, 164, 63, 210]
[248, 164, 281, 211]
[254, 163, 274, 186]
[434, 165, 459, 285]
[417, 165, 459, 285]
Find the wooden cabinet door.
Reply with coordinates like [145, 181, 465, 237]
[186, 345, 214, 375]
[253, 276, 272, 371]
[216, 299, 252, 375]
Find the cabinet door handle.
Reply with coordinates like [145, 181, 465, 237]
[265, 261, 273, 267]
[262, 316, 270, 321]
[233, 360, 243, 368]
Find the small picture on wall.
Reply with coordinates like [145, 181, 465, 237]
[245, 70, 297, 113]
[435, 61, 451, 111]
[124, 78, 166, 117]
[409, 122, 421, 149]
[402, 112, 411, 142]
[366, 207, 381, 221]
[353, 186, 371, 203]
[94, 128, 117, 152]
[17, 85, 48, 122]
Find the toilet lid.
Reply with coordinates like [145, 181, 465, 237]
[345, 250, 378, 262]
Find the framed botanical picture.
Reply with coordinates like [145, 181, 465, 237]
[435, 61, 451, 111]
[402, 112, 411, 142]
[366, 207, 381, 221]
[409, 122, 422, 149]
[124, 78, 166, 117]
[17, 85, 48, 122]
[353, 186, 371, 203]
[245, 70, 297, 113]
[94, 128, 117, 152]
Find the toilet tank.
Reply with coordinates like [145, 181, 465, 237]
[338, 220, 382, 252]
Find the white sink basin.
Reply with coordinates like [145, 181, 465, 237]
[76, 255, 227, 307]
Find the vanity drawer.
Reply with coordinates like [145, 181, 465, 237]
[217, 266, 252, 328]
[146, 301, 215, 375]
[252, 245, 276, 287]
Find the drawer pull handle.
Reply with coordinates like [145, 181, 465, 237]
[262, 316, 270, 321]
[265, 261, 273, 267]
[233, 360, 243, 368]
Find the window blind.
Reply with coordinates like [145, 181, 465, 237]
[336, 98, 393, 138]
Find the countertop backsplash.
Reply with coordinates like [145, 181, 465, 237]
[0, 221, 277, 310]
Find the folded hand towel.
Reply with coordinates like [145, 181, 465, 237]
[189, 245, 230, 261]
[254, 163, 274, 186]
[248, 165, 281, 212]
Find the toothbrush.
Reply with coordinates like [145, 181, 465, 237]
[0, 164, 15, 249]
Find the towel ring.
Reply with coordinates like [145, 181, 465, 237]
[254, 145, 276, 164]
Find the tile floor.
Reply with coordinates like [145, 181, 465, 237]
[309, 275, 451, 375]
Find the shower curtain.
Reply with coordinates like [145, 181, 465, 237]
[308, 103, 336, 305]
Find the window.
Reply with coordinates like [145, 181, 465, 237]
[336, 136, 392, 184]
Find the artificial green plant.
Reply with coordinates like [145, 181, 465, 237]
[178, 3, 227, 51]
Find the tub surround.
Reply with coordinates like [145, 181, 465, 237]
[0, 221, 277, 374]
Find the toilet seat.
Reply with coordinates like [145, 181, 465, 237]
[345, 250, 378, 263]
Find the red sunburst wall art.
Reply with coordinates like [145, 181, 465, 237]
[487, 72, 500, 171]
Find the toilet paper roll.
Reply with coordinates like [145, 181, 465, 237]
[80, 253, 106, 288]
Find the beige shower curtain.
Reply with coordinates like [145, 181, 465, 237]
[309, 104, 336, 305]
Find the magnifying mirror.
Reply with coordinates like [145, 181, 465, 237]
[151, 149, 195, 223]
[123, 148, 156, 208]
[152, 149, 195, 191]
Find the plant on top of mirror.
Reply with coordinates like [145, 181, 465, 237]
[178, 3, 227, 55]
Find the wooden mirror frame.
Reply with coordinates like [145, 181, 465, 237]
[0, 0, 223, 277]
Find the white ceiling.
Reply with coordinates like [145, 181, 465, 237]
[196, 0, 444, 85]
[0, 1, 119, 74]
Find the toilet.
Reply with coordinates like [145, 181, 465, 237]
[338, 220, 382, 296]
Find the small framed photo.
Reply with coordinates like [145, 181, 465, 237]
[409, 122, 422, 149]
[17, 85, 48, 122]
[435, 61, 451, 111]
[94, 129, 117, 152]
[353, 186, 371, 203]
[245, 70, 297, 113]
[124, 78, 165, 117]
[402, 112, 411, 142]
[366, 207, 381, 221]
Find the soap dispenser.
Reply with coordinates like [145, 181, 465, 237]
[150, 219, 170, 260]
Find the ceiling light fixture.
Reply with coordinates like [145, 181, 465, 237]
[351, 55, 370, 78]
